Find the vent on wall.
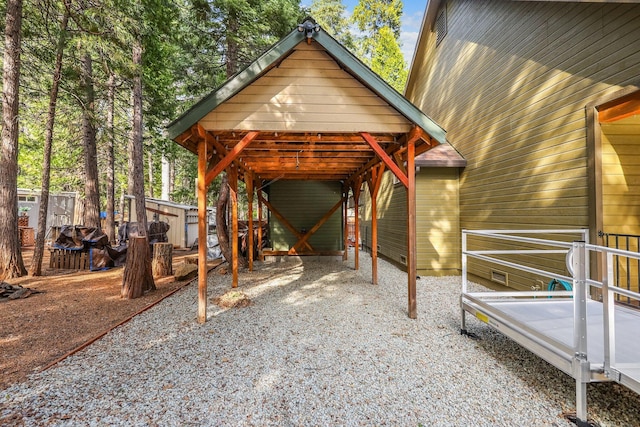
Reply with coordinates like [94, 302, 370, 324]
[435, 5, 447, 47]
[491, 270, 508, 286]
[400, 255, 407, 265]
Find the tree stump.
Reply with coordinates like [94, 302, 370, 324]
[121, 236, 155, 299]
[152, 242, 173, 277]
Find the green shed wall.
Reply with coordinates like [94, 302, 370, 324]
[269, 181, 343, 251]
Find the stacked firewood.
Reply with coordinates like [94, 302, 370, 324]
[0, 282, 42, 302]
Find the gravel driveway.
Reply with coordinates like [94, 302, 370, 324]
[2, 251, 640, 426]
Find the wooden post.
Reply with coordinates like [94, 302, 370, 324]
[229, 166, 239, 288]
[197, 138, 208, 323]
[407, 139, 417, 319]
[367, 165, 384, 285]
[121, 236, 156, 299]
[246, 173, 254, 271]
[343, 187, 348, 261]
[353, 179, 361, 270]
[258, 188, 263, 261]
[152, 242, 173, 277]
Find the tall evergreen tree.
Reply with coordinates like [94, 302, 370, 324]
[352, 0, 407, 91]
[309, 0, 354, 49]
[0, 0, 27, 280]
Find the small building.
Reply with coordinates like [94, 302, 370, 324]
[359, 144, 466, 276]
[125, 196, 215, 249]
[17, 188, 78, 239]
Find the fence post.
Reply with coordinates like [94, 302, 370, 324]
[572, 240, 589, 424]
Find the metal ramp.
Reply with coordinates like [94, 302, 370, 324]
[461, 229, 640, 426]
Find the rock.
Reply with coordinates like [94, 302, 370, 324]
[174, 262, 198, 281]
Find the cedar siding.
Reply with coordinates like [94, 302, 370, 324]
[268, 181, 343, 251]
[360, 168, 461, 276]
[406, 0, 640, 289]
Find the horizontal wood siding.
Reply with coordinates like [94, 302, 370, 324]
[201, 42, 412, 133]
[602, 131, 640, 235]
[359, 168, 460, 275]
[406, 0, 640, 289]
[269, 181, 342, 251]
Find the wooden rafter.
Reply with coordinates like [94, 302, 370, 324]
[361, 132, 408, 188]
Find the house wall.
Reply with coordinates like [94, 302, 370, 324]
[406, 0, 640, 289]
[360, 168, 461, 276]
[268, 180, 343, 251]
[129, 199, 200, 248]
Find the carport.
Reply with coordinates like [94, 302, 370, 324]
[167, 19, 447, 323]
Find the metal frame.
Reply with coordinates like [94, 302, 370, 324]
[461, 229, 640, 425]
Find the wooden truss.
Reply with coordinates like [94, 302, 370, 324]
[183, 124, 433, 323]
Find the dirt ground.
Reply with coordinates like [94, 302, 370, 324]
[0, 246, 222, 390]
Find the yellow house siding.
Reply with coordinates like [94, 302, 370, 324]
[200, 42, 412, 133]
[406, 0, 640, 289]
[601, 131, 640, 235]
[359, 168, 460, 275]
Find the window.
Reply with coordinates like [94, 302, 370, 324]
[19, 195, 36, 203]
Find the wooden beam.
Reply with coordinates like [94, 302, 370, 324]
[197, 138, 208, 324]
[229, 166, 239, 288]
[343, 186, 348, 262]
[263, 250, 344, 257]
[205, 131, 258, 186]
[259, 193, 314, 252]
[258, 186, 264, 261]
[367, 164, 384, 285]
[246, 172, 254, 272]
[289, 195, 346, 254]
[407, 139, 417, 319]
[361, 132, 408, 188]
[145, 206, 179, 218]
[352, 177, 362, 271]
[598, 90, 640, 123]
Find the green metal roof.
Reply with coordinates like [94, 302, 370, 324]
[166, 21, 447, 145]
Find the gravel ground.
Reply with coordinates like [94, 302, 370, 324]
[2, 250, 640, 426]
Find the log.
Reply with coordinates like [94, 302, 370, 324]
[152, 242, 173, 277]
[121, 236, 155, 299]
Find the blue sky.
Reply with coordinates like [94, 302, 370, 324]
[302, 0, 428, 65]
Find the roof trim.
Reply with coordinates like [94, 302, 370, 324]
[167, 20, 447, 145]
[414, 142, 466, 168]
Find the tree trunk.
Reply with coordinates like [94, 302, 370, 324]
[161, 154, 170, 200]
[216, 173, 232, 263]
[31, 8, 69, 276]
[122, 38, 155, 295]
[121, 236, 155, 298]
[0, 0, 27, 280]
[81, 52, 101, 230]
[105, 72, 116, 244]
[130, 40, 147, 234]
[152, 242, 173, 277]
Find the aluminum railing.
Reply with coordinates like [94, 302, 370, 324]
[462, 229, 640, 425]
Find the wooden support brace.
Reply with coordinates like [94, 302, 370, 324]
[258, 193, 314, 252]
[361, 132, 408, 188]
[290, 195, 347, 253]
[205, 131, 258, 187]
